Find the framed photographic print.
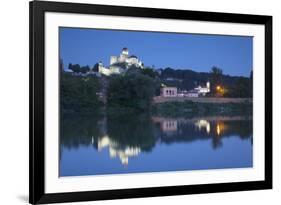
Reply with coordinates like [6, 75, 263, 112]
[29, 0, 272, 204]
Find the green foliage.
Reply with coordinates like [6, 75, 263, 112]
[152, 101, 252, 117]
[225, 77, 253, 98]
[60, 73, 101, 113]
[111, 62, 127, 69]
[60, 113, 157, 152]
[126, 66, 141, 75]
[68, 63, 91, 73]
[141, 67, 159, 78]
[107, 72, 156, 111]
[107, 113, 156, 152]
[152, 101, 198, 117]
[210, 66, 223, 95]
[158, 66, 253, 98]
[59, 58, 64, 73]
[92, 63, 99, 72]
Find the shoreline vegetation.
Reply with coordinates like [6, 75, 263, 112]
[151, 101, 252, 118]
[60, 65, 253, 117]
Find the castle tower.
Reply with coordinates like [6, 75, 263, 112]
[206, 81, 210, 92]
[110, 56, 118, 65]
[119, 47, 129, 62]
[121, 47, 129, 56]
[98, 61, 103, 72]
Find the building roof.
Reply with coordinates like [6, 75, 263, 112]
[162, 86, 177, 89]
[122, 47, 128, 51]
[129, 55, 138, 59]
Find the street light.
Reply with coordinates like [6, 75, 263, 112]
[216, 85, 224, 96]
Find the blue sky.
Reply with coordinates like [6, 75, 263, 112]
[60, 27, 253, 77]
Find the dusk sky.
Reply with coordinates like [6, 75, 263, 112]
[60, 27, 253, 77]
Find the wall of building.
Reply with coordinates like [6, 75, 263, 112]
[110, 56, 118, 65]
[161, 87, 178, 97]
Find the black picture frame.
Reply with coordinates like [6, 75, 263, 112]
[29, 0, 272, 204]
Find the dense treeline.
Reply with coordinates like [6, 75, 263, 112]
[152, 101, 252, 117]
[60, 73, 101, 113]
[60, 113, 252, 150]
[61, 62, 253, 113]
[107, 68, 157, 112]
[68, 63, 99, 73]
[159, 66, 253, 98]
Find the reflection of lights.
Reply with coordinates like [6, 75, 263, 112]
[97, 135, 141, 165]
[97, 135, 110, 151]
[195, 120, 210, 134]
[216, 124, 221, 135]
[162, 120, 178, 132]
[216, 85, 221, 91]
[109, 147, 141, 165]
[216, 122, 225, 136]
[206, 125, 210, 133]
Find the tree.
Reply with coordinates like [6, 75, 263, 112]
[210, 66, 223, 96]
[141, 67, 158, 78]
[68, 63, 81, 73]
[92, 63, 99, 72]
[249, 70, 253, 97]
[60, 73, 101, 112]
[233, 77, 252, 98]
[68, 64, 91, 74]
[107, 72, 156, 111]
[80, 65, 90, 74]
[59, 58, 64, 73]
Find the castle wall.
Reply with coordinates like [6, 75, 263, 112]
[98, 48, 144, 76]
[110, 56, 118, 65]
[98, 66, 111, 76]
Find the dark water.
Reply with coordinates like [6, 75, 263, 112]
[59, 113, 253, 177]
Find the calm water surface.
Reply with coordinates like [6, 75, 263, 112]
[59, 114, 253, 176]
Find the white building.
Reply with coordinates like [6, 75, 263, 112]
[98, 47, 144, 76]
[194, 81, 210, 96]
[160, 87, 178, 97]
[180, 82, 210, 98]
[185, 91, 199, 97]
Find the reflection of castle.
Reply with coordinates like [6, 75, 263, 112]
[81, 116, 252, 165]
[96, 135, 141, 165]
[194, 119, 210, 134]
[98, 47, 144, 76]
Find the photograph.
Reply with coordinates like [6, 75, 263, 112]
[59, 27, 253, 177]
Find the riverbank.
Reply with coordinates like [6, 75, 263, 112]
[153, 96, 252, 104]
[152, 100, 252, 117]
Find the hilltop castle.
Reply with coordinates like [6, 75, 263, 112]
[98, 47, 144, 76]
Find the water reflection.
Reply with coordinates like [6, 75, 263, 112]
[96, 135, 141, 165]
[195, 119, 210, 134]
[60, 113, 252, 170]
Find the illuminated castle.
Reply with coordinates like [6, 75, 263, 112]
[98, 47, 144, 76]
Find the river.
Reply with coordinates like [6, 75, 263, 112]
[59, 113, 253, 176]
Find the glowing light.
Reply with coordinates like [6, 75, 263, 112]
[216, 122, 225, 136]
[216, 85, 225, 96]
[97, 135, 142, 165]
[216, 124, 221, 135]
[195, 120, 210, 134]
